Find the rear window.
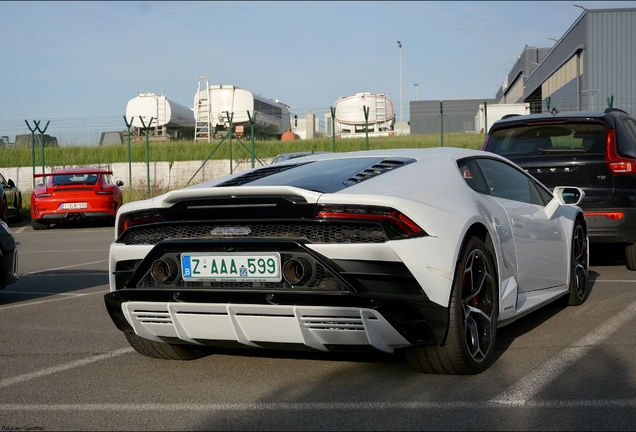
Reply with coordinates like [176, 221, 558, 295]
[51, 173, 99, 186]
[486, 123, 607, 157]
[217, 157, 415, 193]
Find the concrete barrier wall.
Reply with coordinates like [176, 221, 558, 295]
[110, 162, 171, 190]
[3, 158, 274, 196]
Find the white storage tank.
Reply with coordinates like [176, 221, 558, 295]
[194, 84, 291, 138]
[334, 93, 395, 125]
[126, 93, 195, 129]
[333, 93, 395, 135]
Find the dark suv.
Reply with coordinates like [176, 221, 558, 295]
[483, 108, 636, 269]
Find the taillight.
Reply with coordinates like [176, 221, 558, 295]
[481, 135, 491, 151]
[36, 193, 51, 198]
[584, 211, 624, 220]
[606, 128, 636, 174]
[117, 209, 164, 236]
[316, 204, 424, 235]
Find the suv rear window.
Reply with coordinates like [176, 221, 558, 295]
[624, 118, 636, 144]
[486, 123, 607, 157]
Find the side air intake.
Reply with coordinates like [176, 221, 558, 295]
[344, 158, 416, 186]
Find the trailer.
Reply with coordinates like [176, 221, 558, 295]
[475, 103, 530, 133]
[333, 93, 395, 135]
[194, 77, 291, 140]
[125, 93, 195, 141]
[14, 134, 58, 147]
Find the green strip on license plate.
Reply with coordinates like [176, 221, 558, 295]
[181, 253, 281, 282]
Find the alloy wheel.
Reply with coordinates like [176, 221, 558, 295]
[461, 249, 495, 362]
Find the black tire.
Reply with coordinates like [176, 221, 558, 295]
[31, 219, 50, 230]
[625, 242, 636, 271]
[566, 220, 590, 305]
[0, 197, 7, 223]
[124, 332, 210, 360]
[405, 236, 498, 374]
[14, 196, 22, 223]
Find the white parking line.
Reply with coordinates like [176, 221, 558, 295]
[0, 348, 134, 389]
[22, 272, 106, 277]
[592, 279, 636, 283]
[27, 259, 108, 275]
[0, 399, 635, 411]
[1, 291, 94, 296]
[20, 250, 109, 253]
[491, 298, 636, 405]
[0, 290, 107, 310]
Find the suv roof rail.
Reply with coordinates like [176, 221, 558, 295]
[605, 108, 630, 115]
[501, 114, 521, 120]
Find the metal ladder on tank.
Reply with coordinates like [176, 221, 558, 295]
[156, 94, 167, 138]
[195, 77, 211, 142]
[375, 95, 387, 132]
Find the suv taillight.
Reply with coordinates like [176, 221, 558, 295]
[481, 135, 491, 151]
[606, 128, 636, 174]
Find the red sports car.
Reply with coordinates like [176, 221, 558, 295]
[31, 168, 124, 230]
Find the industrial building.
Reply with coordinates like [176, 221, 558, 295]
[410, 99, 496, 135]
[411, 6, 635, 136]
[496, 6, 636, 115]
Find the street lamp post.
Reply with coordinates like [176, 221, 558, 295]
[414, 83, 419, 101]
[397, 41, 403, 135]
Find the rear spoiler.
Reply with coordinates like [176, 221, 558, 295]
[34, 170, 113, 178]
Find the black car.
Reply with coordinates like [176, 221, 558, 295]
[0, 172, 22, 223]
[483, 108, 636, 269]
[0, 220, 18, 290]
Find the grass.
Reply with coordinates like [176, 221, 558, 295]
[8, 133, 486, 218]
[0, 133, 485, 168]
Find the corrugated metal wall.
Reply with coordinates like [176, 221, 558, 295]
[586, 10, 636, 115]
[523, 9, 636, 115]
[410, 99, 496, 135]
[524, 14, 587, 113]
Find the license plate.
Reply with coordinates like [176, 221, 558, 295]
[61, 202, 88, 209]
[181, 253, 281, 282]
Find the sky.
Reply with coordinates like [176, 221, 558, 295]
[1, 1, 636, 122]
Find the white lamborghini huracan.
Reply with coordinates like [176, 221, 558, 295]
[105, 148, 589, 374]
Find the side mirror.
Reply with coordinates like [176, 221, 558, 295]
[116, 180, 124, 187]
[7, 179, 15, 188]
[545, 187, 585, 219]
[553, 186, 585, 205]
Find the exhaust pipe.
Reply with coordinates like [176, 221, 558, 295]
[150, 258, 179, 283]
[282, 257, 313, 286]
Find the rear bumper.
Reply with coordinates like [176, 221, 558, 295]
[104, 290, 448, 352]
[106, 237, 455, 352]
[109, 300, 411, 353]
[583, 208, 636, 244]
[37, 211, 112, 222]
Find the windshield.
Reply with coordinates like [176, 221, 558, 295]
[486, 123, 607, 157]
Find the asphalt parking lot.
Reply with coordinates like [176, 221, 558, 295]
[1, 221, 635, 431]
